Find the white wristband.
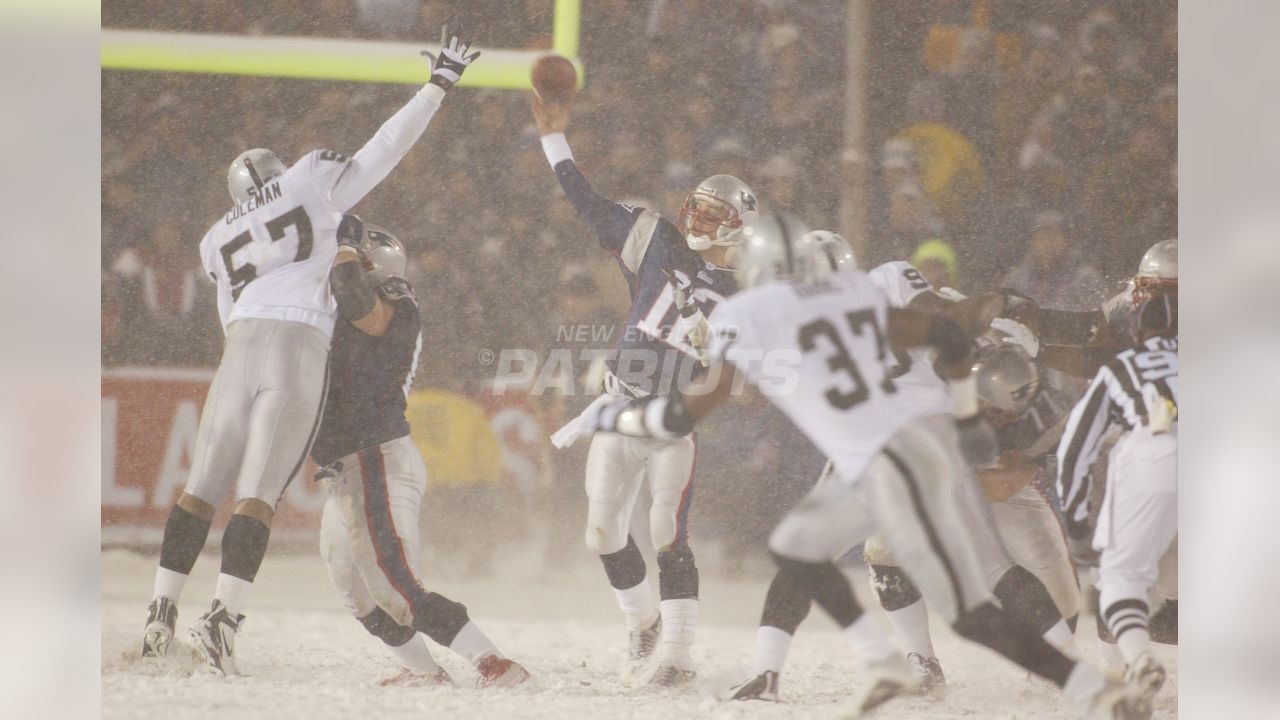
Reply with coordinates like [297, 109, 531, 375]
[540, 132, 574, 168]
[950, 375, 980, 419]
[417, 83, 446, 104]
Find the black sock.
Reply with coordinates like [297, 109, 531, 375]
[159, 504, 212, 575]
[771, 553, 864, 629]
[870, 564, 922, 611]
[220, 513, 271, 582]
[358, 607, 415, 647]
[410, 592, 471, 647]
[600, 536, 647, 590]
[657, 545, 699, 600]
[993, 565, 1063, 636]
[953, 601, 1075, 687]
[759, 562, 814, 634]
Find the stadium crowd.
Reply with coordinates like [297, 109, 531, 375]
[102, 0, 1176, 565]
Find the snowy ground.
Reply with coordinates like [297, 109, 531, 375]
[102, 547, 1176, 720]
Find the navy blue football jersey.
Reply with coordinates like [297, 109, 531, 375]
[553, 160, 737, 396]
[310, 278, 421, 466]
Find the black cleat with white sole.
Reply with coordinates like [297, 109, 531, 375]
[726, 670, 779, 702]
[189, 600, 244, 677]
[142, 597, 177, 658]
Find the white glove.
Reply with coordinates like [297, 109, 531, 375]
[990, 317, 1040, 358]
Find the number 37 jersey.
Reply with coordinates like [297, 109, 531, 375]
[198, 150, 353, 338]
[707, 271, 924, 484]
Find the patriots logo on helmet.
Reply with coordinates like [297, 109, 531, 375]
[740, 191, 758, 213]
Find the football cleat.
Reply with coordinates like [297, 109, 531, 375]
[628, 616, 662, 674]
[378, 667, 453, 688]
[726, 670, 779, 702]
[906, 652, 946, 697]
[841, 655, 923, 718]
[475, 655, 531, 688]
[141, 597, 178, 658]
[1087, 678, 1153, 720]
[189, 600, 244, 677]
[1124, 652, 1166, 703]
[647, 661, 697, 690]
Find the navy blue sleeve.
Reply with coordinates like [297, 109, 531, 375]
[379, 279, 421, 347]
[553, 159, 641, 256]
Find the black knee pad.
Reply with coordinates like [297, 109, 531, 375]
[412, 592, 471, 647]
[600, 536, 647, 590]
[359, 607, 415, 647]
[657, 546, 699, 600]
[870, 564, 922, 612]
[220, 513, 271, 582]
[1150, 600, 1177, 645]
[159, 504, 212, 575]
[993, 565, 1062, 636]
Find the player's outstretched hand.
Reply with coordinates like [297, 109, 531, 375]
[421, 19, 481, 90]
[531, 94, 571, 136]
[955, 415, 999, 468]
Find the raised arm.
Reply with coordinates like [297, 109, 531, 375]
[325, 22, 480, 211]
[532, 96, 643, 255]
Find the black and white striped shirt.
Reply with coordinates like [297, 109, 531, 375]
[1055, 334, 1179, 536]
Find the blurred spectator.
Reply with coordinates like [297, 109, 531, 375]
[911, 238, 960, 291]
[992, 24, 1068, 189]
[895, 77, 985, 228]
[881, 181, 946, 265]
[1000, 211, 1106, 310]
[1020, 64, 1124, 197]
[1081, 122, 1173, 277]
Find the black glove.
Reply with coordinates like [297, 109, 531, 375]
[955, 414, 999, 468]
[336, 213, 365, 250]
[421, 20, 481, 90]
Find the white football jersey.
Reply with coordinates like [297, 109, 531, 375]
[867, 261, 952, 419]
[198, 150, 367, 337]
[707, 271, 937, 483]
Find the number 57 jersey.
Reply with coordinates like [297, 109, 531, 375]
[198, 150, 353, 338]
[706, 271, 923, 484]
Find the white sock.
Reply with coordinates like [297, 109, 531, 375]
[389, 636, 443, 675]
[449, 621, 500, 665]
[1099, 640, 1125, 676]
[153, 567, 188, 603]
[213, 573, 252, 616]
[1043, 618, 1079, 657]
[1061, 661, 1107, 705]
[614, 577, 658, 631]
[751, 625, 793, 675]
[843, 613, 899, 665]
[658, 598, 698, 661]
[883, 598, 936, 659]
[1116, 627, 1151, 667]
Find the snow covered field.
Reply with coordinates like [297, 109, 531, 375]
[102, 547, 1176, 720]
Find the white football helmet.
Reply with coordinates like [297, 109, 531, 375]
[806, 230, 858, 276]
[972, 343, 1040, 414]
[679, 174, 759, 251]
[362, 223, 408, 284]
[734, 212, 819, 289]
[1133, 238, 1177, 304]
[227, 148, 286, 203]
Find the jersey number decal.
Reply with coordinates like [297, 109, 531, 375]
[902, 268, 931, 290]
[799, 309, 897, 411]
[221, 205, 314, 300]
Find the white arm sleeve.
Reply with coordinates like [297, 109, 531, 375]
[323, 84, 446, 211]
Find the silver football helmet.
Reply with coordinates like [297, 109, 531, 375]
[734, 212, 819, 289]
[972, 343, 1040, 414]
[1133, 239, 1177, 304]
[227, 148, 286, 203]
[807, 230, 858, 276]
[362, 223, 408, 284]
[679, 174, 759, 251]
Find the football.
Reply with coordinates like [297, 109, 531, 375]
[531, 54, 578, 102]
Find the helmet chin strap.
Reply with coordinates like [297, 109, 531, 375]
[686, 234, 713, 251]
